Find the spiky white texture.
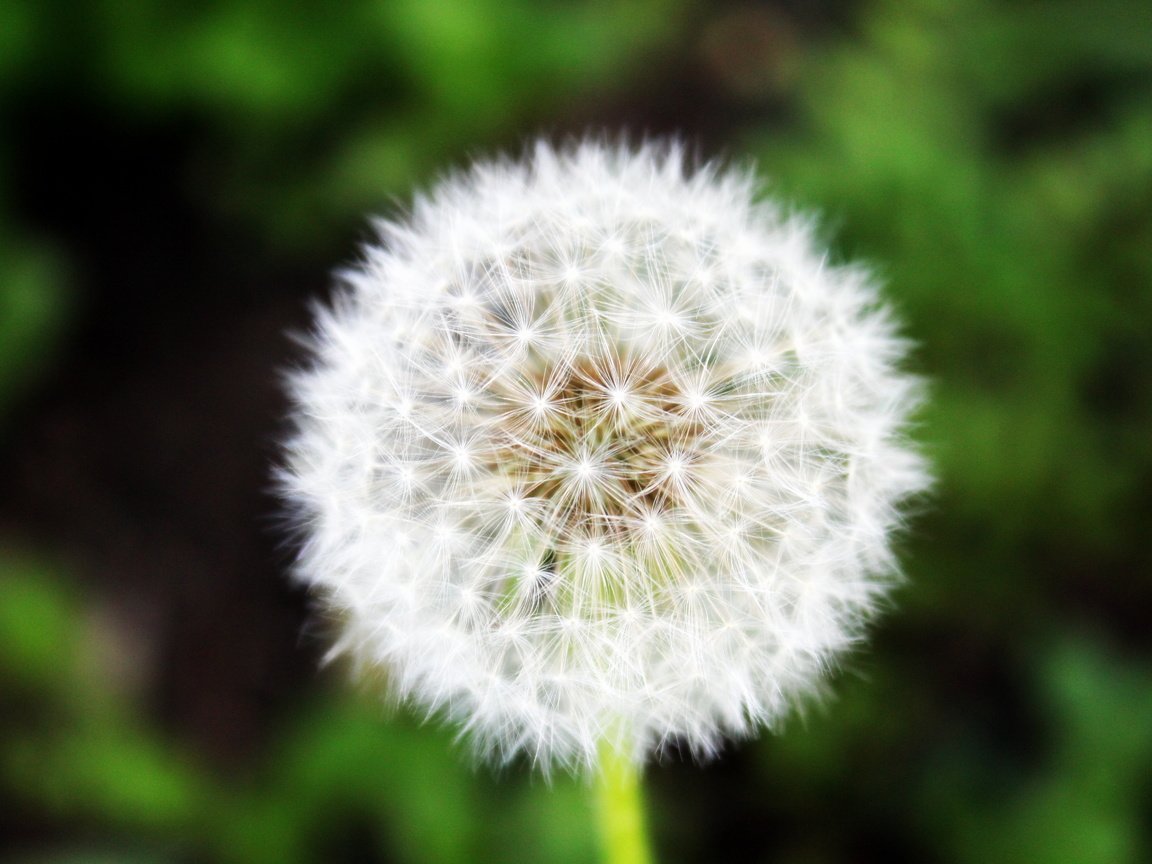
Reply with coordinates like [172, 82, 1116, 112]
[283, 140, 928, 770]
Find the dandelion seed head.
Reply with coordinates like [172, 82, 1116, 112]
[282, 139, 930, 770]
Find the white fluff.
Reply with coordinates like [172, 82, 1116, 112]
[282, 140, 930, 770]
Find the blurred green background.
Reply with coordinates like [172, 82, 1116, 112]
[2, 0, 1151, 861]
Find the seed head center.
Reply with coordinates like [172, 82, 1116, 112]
[486, 354, 711, 541]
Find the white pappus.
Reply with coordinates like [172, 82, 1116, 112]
[281, 139, 930, 771]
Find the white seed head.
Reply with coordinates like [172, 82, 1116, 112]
[282, 140, 930, 770]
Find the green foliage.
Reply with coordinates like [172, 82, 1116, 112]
[206, 697, 597, 864]
[942, 640, 1152, 864]
[0, 564, 209, 857]
[0, 234, 70, 421]
[8, 0, 683, 252]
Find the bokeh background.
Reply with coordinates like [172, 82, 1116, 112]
[2, 0, 1151, 861]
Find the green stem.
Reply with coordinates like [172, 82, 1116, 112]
[594, 742, 653, 864]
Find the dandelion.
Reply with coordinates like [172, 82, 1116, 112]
[282, 139, 929, 861]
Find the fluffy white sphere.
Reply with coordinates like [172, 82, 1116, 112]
[283, 140, 929, 769]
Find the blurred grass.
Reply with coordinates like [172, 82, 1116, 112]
[2, 0, 1151, 861]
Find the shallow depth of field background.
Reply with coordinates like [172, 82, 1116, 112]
[2, 1, 1151, 862]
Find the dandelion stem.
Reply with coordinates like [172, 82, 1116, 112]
[594, 742, 653, 864]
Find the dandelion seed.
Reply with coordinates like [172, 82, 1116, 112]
[282, 139, 930, 771]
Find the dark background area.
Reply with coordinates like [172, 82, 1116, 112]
[1, 1, 1151, 862]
